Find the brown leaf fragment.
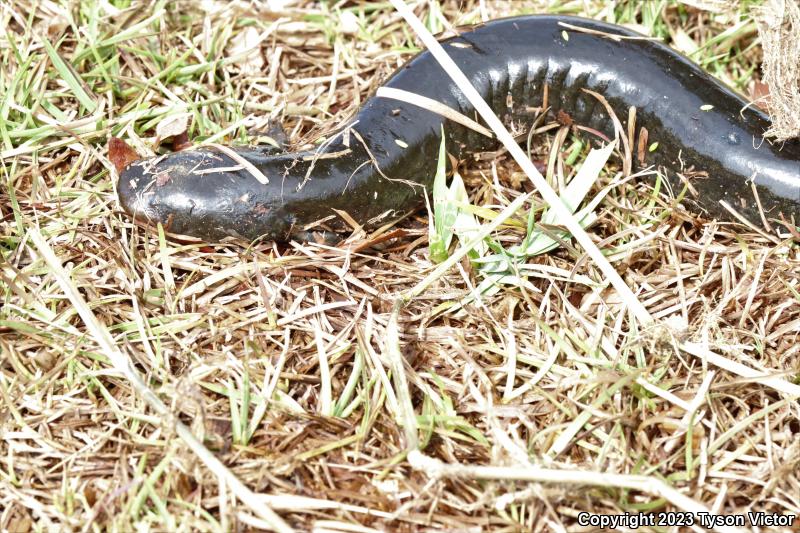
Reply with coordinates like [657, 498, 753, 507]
[108, 137, 140, 173]
[171, 131, 193, 151]
[556, 109, 573, 127]
[637, 127, 649, 166]
[750, 80, 771, 111]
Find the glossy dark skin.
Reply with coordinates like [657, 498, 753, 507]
[118, 15, 800, 242]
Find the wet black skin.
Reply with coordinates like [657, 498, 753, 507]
[118, 15, 800, 242]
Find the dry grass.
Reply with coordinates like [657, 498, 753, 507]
[1, 1, 799, 532]
[755, 0, 800, 141]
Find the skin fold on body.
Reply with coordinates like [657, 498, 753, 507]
[117, 15, 800, 243]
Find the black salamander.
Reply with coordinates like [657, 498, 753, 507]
[118, 15, 800, 242]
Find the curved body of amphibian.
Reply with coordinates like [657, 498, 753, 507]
[118, 15, 800, 242]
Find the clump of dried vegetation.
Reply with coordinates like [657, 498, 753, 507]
[1, 1, 798, 532]
[754, 0, 800, 140]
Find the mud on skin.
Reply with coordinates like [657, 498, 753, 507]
[118, 15, 800, 243]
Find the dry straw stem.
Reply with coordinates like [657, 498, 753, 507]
[27, 229, 293, 533]
[408, 451, 747, 533]
[682, 342, 800, 397]
[376, 86, 494, 138]
[754, 0, 800, 140]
